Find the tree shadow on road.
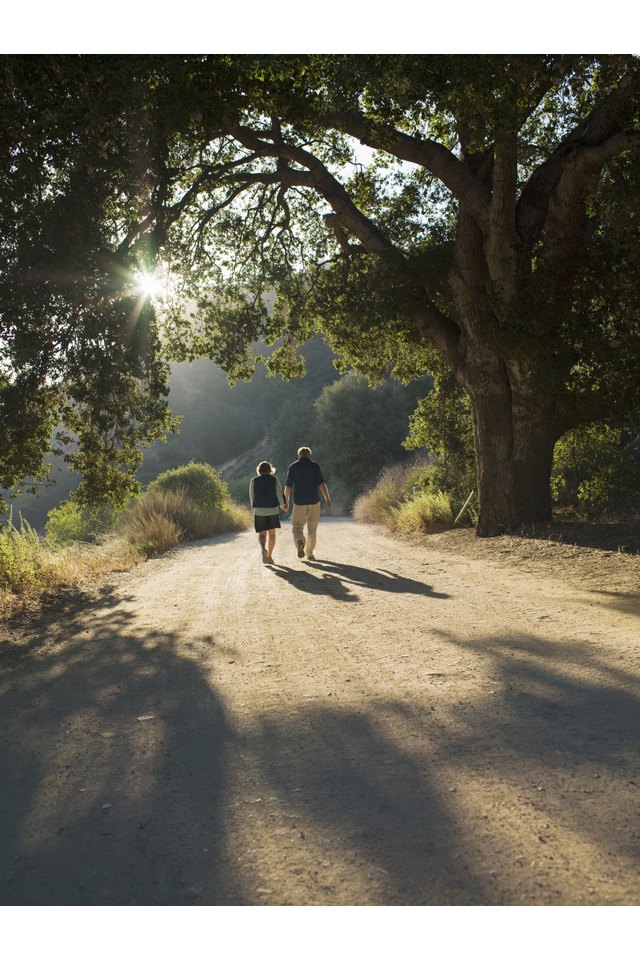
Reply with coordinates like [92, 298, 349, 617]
[587, 589, 640, 617]
[0, 602, 243, 906]
[435, 629, 640, 878]
[250, 704, 486, 904]
[3, 586, 637, 906]
[244, 628, 640, 904]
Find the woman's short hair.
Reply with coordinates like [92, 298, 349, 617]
[297, 446, 312, 458]
[257, 461, 274, 475]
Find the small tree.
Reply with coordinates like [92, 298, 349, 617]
[312, 372, 430, 499]
[404, 371, 476, 514]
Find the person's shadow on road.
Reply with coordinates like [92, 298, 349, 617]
[266, 564, 359, 601]
[266, 559, 449, 601]
[307, 559, 449, 598]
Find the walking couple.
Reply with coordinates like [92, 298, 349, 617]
[248, 446, 332, 564]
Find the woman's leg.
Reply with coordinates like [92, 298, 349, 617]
[258, 531, 268, 561]
[267, 528, 276, 559]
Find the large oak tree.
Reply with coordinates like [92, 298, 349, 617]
[2, 54, 640, 533]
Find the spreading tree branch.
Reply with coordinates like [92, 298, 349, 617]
[322, 109, 492, 233]
[517, 67, 640, 246]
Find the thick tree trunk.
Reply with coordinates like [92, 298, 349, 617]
[469, 373, 557, 536]
[509, 413, 556, 526]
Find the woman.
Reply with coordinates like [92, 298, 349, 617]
[248, 461, 287, 563]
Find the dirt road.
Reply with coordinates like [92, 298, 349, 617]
[1, 516, 639, 905]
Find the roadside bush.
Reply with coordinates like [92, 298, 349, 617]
[121, 488, 251, 557]
[124, 496, 184, 557]
[146, 462, 229, 512]
[45, 500, 122, 545]
[353, 462, 425, 528]
[0, 516, 142, 620]
[552, 422, 640, 517]
[354, 461, 454, 535]
[1, 473, 251, 620]
[391, 490, 452, 533]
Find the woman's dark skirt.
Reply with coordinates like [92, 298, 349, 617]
[254, 514, 281, 532]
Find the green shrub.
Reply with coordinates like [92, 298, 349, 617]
[404, 376, 476, 512]
[552, 422, 640, 516]
[45, 500, 122, 545]
[147, 461, 230, 512]
[1, 513, 145, 619]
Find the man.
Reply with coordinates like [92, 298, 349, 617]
[284, 446, 331, 560]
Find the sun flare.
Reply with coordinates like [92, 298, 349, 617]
[136, 270, 164, 300]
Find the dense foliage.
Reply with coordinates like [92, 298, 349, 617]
[551, 420, 640, 515]
[311, 372, 431, 499]
[2, 55, 640, 533]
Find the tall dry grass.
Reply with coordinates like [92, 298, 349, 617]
[120, 488, 251, 556]
[391, 489, 452, 533]
[0, 516, 143, 620]
[353, 462, 453, 535]
[352, 463, 415, 527]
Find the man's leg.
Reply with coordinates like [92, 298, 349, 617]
[291, 504, 307, 557]
[305, 502, 321, 558]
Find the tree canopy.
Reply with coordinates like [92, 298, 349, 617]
[2, 54, 639, 532]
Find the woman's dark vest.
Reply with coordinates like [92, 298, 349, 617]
[252, 474, 279, 508]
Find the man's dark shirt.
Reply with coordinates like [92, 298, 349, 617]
[285, 458, 324, 505]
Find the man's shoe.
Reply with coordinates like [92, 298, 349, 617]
[297, 540, 305, 558]
[265, 556, 275, 564]
[306, 554, 316, 560]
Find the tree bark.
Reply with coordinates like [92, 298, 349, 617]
[467, 365, 558, 535]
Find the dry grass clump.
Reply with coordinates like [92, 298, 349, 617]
[352, 463, 416, 527]
[120, 489, 250, 556]
[391, 489, 453, 533]
[353, 463, 453, 535]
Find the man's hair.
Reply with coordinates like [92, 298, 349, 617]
[257, 461, 274, 474]
[297, 446, 312, 458]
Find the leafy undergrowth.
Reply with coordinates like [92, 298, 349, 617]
[0, 518, 144, 620]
